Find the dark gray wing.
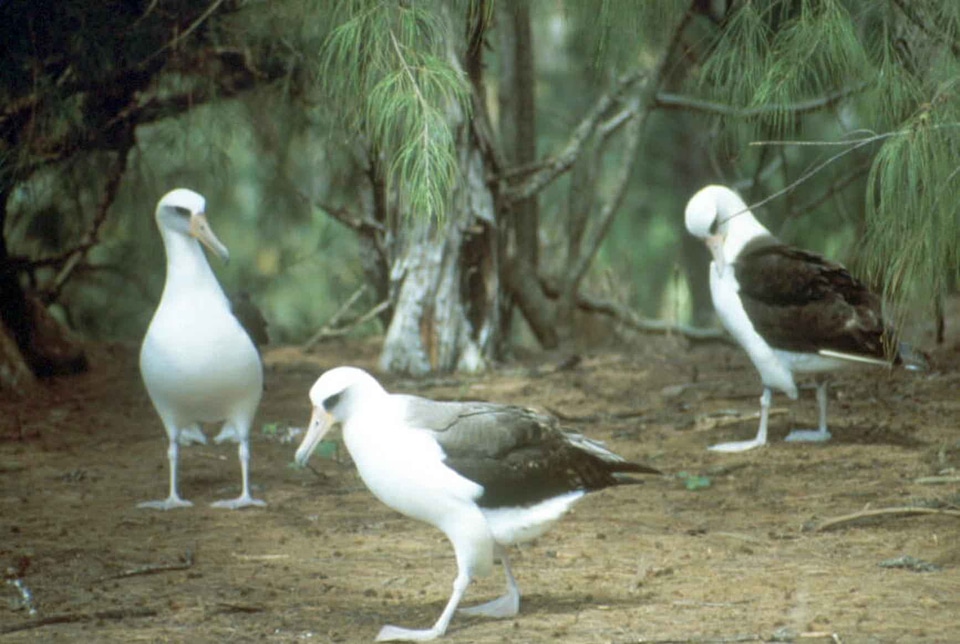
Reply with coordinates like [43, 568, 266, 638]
[230, 290, 269, 350]
[735, 237, 888, 358]
[396, 395, 660, 509]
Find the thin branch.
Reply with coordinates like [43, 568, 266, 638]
[566, 103, 644, 290]
[654, 82, 869, 117]
[730, 135, 885, 221]
[565, 3, 695, 294]
[504, 69, 646, 202]
[101, 550, 195, 581]
[40, 135, 136, 304]
[814, 506, 960, 532]
[0, 607, 158, 635]
[303, 285, 368, 350]
[783, 160, 872, 222]
[539, 277, 732, 344]
[305, 300, 390, 345]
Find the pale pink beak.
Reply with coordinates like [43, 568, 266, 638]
[295, 406, 333, 466]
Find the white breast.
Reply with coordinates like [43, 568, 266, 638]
[710, 263, 798, 398]
[140, 290, 262, 425]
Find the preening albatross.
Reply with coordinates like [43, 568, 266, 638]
[295, 366, 661, 642]
[684, 184, 925, 453]
[139, 188, 265, 509]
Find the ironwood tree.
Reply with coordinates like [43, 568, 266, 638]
[2, 0, 958, 389]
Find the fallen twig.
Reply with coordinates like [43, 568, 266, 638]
[694, 409, 786, 432]
[0, 607, 157, 635]
[304, 298, 389, 348]
[814, 506, 960, 532]
[914, 475, 960, 485]
[617, 631, 842, 644]
[102, 550, 194, 581]
[303, 285, 367, 350]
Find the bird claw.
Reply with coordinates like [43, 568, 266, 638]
[708, 438, 767, 453]
[376, 625, 443, 642]
[459, 592, 520, 618]
[784, 429, 832, 443]
[137, 497, 193, 510]
[210, 495, 266, 510]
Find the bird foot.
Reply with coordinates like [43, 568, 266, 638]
[459, 592, 520, 618]
[178, 427, 207, 445]
[784, 429, 832, 443]
[213, 426, 240, 443]
[376, 624, 444, 642]
[210, 494, 266, 510]
[708, 438, 767, 453]
[137, 496, 193, 510]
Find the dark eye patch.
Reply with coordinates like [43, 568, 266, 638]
[173, 205, 191, 217]
[323, 392, 343, 412]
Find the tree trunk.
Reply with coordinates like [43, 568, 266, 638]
[0, 316, 35, 395]
[0, 189, 88, 386]
[378, 102, 499, 375]
[497, 0, 557, 349]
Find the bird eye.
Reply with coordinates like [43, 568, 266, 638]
[173, 205, 191, 217]
[323, 392, 343, 412]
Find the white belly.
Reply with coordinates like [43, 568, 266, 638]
[140, 301, 262, 424]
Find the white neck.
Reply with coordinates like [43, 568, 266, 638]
[717, 191, 774, 261]
[159, 228, 226, 303]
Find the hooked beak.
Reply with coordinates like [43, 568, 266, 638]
[295, 406, 334, 466]
[189, 212, 230, 263]
[706, 234, 725, 277]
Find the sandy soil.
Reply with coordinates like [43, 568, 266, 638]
[2, 325, 960, 643]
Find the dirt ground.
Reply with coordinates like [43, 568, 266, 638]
[2, 317, 960, 643]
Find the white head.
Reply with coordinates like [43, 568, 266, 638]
[684, 185, 771, 276]
[155, 188, 230, 261]
[295, 367, 386, 466]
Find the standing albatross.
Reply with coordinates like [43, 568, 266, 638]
[684, 184, 923, 453]
[295, 366, 661, 642]
[139, 188, 265, 509]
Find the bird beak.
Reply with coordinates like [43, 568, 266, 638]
[190, 212, 231, 263]
[706, 234, 725, 277]
[295, 406, 334, 466]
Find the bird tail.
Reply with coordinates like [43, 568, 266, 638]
[566, 432, 663, 477]
[818, 342, 929, 372]
[817, 349, 890, 367]
[611, 461, 663, 477]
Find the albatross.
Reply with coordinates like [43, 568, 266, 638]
[684, 184, 924, 453]
[294, 366, 661, 642]
[139, 188, 265, 509]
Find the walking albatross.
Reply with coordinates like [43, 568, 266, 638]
[295, 366, 661, 642]
[684, 184, 924, 453]
[139, 188, 265, 509]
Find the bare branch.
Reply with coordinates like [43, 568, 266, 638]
[564, 2, 695, 295]
[503, 69, 645, 202]
[305, 300, 390, 345]
[653, 82, 869, 117]
[39, 135, 136, 304]
[783, 159, 871, 222]
[814, 506, 960, 532]
[303, 285, 368, 350]
[539, 277, 731, 344]
[566, 102, 644, 290]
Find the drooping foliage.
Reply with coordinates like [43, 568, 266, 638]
[320, 1, 473, 222]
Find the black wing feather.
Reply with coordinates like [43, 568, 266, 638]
[734, 238, 888, 358]
[408, 400, 659, 509]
